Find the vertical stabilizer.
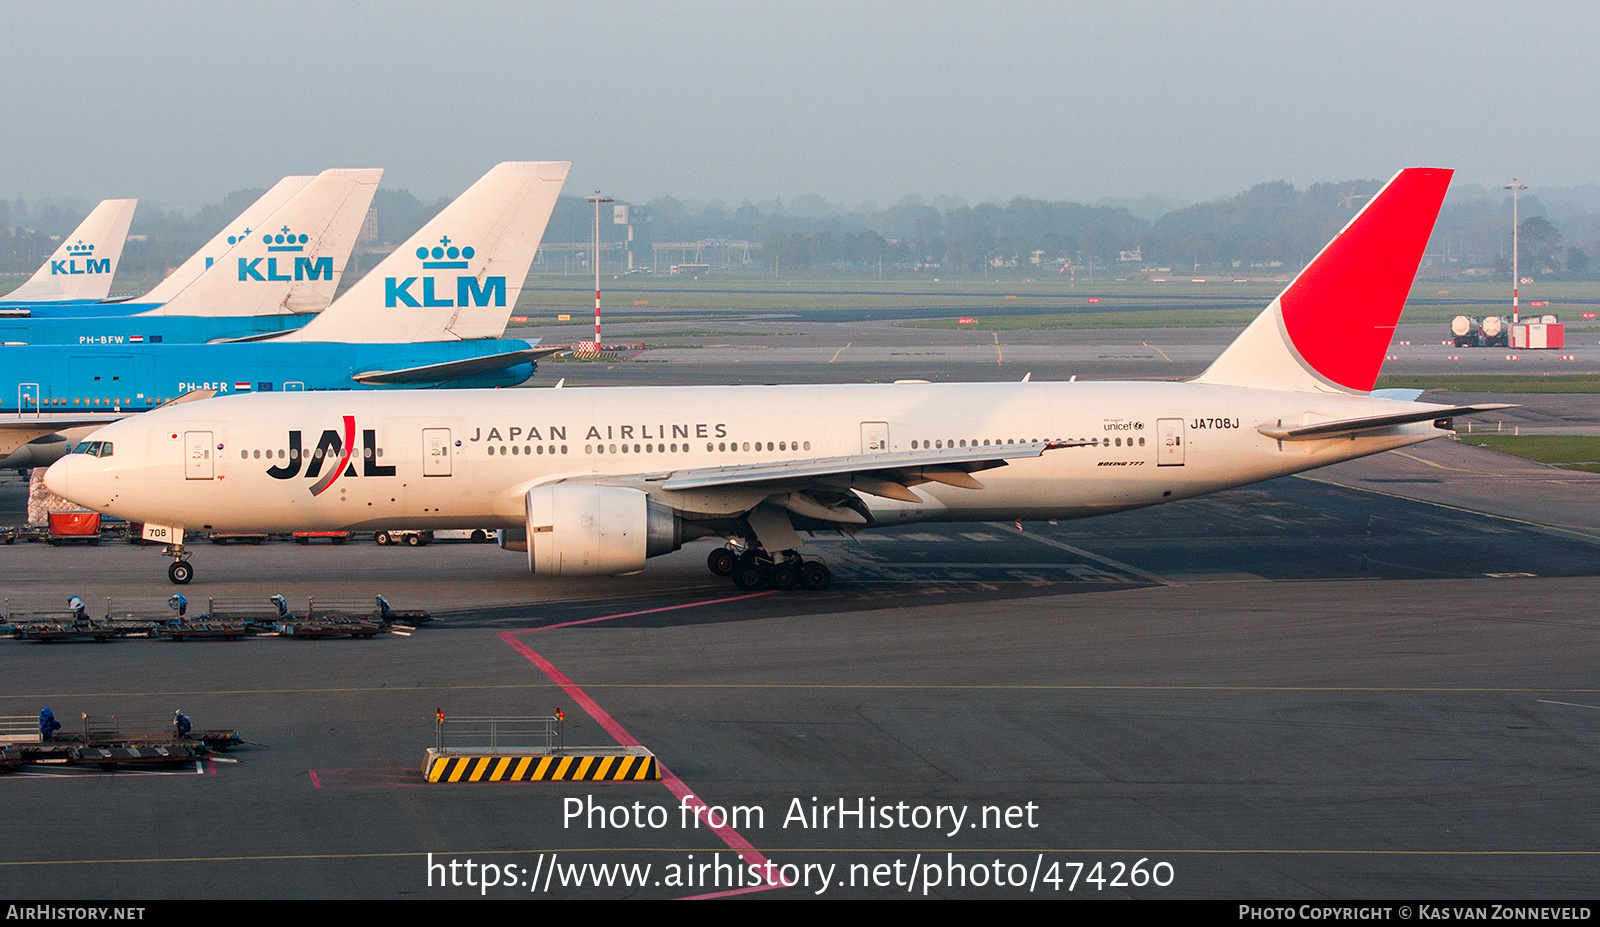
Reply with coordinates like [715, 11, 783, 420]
[5, 199, 138, 302]
[1194, 167, 1452, 394]
[141, 169, 381, 318]
[282, 161, 570, 343]
[136, 175, 314, 305]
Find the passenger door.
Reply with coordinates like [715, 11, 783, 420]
[423, 428, 452, 477]
[17, 383, 40, 417]
[184, 431, 214, 480]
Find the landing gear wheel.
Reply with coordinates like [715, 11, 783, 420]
[771, 559, 801, 590]
[731, 556, 766, 590]
[800, 561, 831, 591]
[707, 547, 736, 577]
[168, 561, 194, 585]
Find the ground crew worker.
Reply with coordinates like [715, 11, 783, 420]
[39, 707, 60, 741]
[174, 710, 192, 739]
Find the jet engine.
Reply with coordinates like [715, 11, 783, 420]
[524, 484, 682, 575]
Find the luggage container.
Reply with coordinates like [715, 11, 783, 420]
[47, 512, 101, 546]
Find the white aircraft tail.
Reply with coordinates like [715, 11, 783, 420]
[1194, 167, 1452, 394]
[5, 199, 138, 302]
[282, 161, 570, 343]
[142, 169, 382, 318]
[137, 175, 314, 305]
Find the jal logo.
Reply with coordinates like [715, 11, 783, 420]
[384, 235, 504, 308]
[266, 415, 395, 496]
[51, 240, 110, 276]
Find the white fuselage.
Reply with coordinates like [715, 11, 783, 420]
[48, 380, 1446, 536]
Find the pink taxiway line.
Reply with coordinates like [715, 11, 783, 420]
[500, 591, 786, 899]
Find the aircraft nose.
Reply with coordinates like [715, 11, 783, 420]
[43, 456, 74, 501]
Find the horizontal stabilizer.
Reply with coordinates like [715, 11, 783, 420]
[207, 328, 306, 343]
[1257, 403, 1516, 441]
[350, 347, 558, 385]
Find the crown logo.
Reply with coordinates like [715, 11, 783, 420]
[65, 240, 95, 256]
[225, 226, 253, 245]
[263, 226, 308, 252]
[417, 235, 474, 269]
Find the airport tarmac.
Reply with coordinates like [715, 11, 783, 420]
[2, 319, 1598, 899]
[515, 315, 1600, 387]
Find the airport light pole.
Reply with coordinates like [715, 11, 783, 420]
[1505, 180, 1527, 323]
[587, 193, 613, 348]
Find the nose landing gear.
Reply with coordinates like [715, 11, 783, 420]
[165, 544, 194, 585]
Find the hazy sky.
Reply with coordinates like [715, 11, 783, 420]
[4, 0, 1596, 212]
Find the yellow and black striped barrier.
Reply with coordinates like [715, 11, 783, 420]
[424, 747, 659, 783]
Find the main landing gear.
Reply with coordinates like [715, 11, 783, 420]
[707, 544, 830, 591]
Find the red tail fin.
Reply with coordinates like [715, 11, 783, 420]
[1197, 167, 1453, 394]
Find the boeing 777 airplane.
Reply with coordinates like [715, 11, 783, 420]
[47, 168, 1508, 587]
[2, 199, 138, 304]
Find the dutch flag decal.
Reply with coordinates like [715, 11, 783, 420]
[234, 382, 252, 392]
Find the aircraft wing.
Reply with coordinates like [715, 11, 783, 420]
[0, 415, 126, 457]
[350, 347, 559, 385]
[537, 439, 1085, 550]
[1256, 403, 1516, 441]
[628, 439, 1084, 503]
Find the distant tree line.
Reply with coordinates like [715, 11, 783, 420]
[6, 178, 1600, 285]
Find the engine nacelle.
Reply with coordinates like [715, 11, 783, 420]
[524, 484, 682, 575]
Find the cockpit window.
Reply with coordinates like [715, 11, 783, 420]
[69, 441, 113, 458]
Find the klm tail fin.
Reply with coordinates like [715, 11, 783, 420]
[1194, 167, 1452, 394]
[142, 168, 381, 319]
[5, 199, 138, 302]
[283, 161, 571, 343]
[137, 175, 314, 305]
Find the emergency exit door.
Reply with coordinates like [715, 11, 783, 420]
[861, 422, 890, 454]
[1157, 418, 1185, 466]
